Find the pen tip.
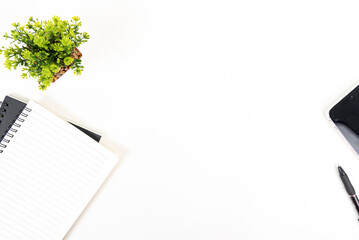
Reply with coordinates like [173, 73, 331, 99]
[338, 166, 346, 176]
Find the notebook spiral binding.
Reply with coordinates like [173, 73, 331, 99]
[0, 101, 32, 153]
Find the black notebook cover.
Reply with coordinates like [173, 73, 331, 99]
[0, 96, 101, 142]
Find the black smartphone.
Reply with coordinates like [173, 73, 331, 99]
[329, 85, 359, 155]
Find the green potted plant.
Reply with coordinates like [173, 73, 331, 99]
[0, 16, 90, 90]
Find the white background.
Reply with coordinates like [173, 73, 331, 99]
[0, 0, 359, 239]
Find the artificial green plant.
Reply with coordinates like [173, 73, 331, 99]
[0, 16, 90, 90]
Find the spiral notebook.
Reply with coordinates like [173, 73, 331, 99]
[0, 96, 118, 240]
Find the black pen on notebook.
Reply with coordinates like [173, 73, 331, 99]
[338, 165, 359, 220]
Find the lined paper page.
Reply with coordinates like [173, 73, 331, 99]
[0, 101, 118, 240]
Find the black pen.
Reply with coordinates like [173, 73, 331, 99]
[338, 166, 359, 220]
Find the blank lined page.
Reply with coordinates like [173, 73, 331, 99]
[0, 100, 118, 240]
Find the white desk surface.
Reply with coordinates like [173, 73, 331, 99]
[1, 0, 359, 239]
